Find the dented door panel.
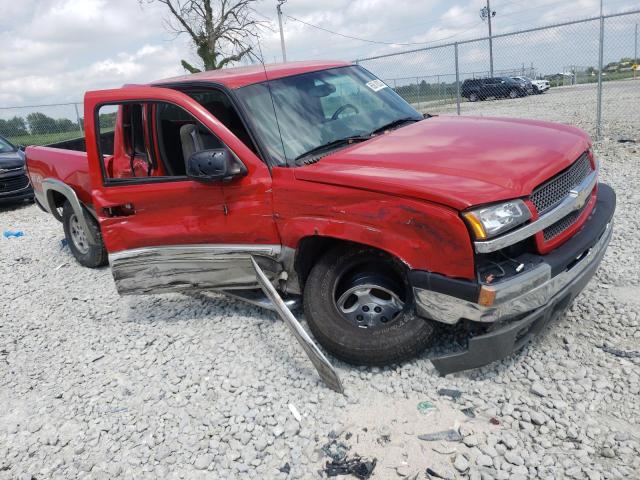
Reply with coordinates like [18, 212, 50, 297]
[109, 244, 281, 295]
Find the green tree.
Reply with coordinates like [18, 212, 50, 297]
[56, 118, 78, 133]
[0, 116, 28, 136]
[143, 0, 265, 73]
[99, 112, 117, 130]
[27, 112, 58, 134]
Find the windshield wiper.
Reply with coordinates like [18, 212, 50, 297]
[369, 117, 421, 136]
[294, 135, 370, 164]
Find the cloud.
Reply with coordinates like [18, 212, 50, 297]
[0, 0, 639, 111]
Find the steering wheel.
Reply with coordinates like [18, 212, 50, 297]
[331, 104, 359, 120]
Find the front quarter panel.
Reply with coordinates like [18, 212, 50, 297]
[272, 167, 475, 280]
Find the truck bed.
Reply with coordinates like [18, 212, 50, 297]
[25, 131, 115, 208]
[26, 146, 93, 206]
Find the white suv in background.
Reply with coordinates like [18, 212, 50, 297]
[514, 76, 550, 94]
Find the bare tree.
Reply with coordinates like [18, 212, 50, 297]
[144, 0, 265, 72]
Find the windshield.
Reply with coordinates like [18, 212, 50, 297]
[235, 66, 421, 165]
[0, 136, 16, 154]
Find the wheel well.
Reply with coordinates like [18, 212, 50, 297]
[49, 191, 66, 208]
[47, 190, 68, 221]
[294, 236, 404, 290]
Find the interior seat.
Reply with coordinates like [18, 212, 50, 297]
[179, 123, 204, 168]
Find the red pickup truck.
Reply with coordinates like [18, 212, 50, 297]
[26, 61, 615, 375]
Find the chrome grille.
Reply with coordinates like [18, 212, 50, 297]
[531, 153, 592, 214]
[543, 202, 589, 241]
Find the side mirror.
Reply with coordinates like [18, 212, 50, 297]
[186, 148, 247, 182]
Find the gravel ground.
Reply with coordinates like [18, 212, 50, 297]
[1, 84, 639, 480]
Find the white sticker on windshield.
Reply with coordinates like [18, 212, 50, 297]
[366, 79, 388, 92]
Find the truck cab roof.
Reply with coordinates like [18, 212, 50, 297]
[150, 60, 351, 90]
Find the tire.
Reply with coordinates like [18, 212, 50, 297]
[508, 89, 519, 99]
[469, 92, 479, 102]
[303, 245, 435, 366]
[62, 200, 107, 268]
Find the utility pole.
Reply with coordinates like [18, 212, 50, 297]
[277, 0, 287, 62]
[596, 0, 604, 139]
[480, 1, 496, 77]
[635, 23, 638, 80]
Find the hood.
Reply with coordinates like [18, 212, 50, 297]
[294, 116, 590, 210]
[0, 150, 25, 170]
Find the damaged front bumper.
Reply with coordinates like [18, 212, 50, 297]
[410, 183, 616, 375]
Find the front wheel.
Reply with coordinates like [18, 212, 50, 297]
[468, 92, 479, 102]
[62, 201, 108, 268]
[508, 89, 519, 99]
[303, 246, 435, 366]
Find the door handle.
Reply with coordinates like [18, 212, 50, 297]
[104, 203, 135, 217]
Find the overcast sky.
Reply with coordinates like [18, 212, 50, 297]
[0, 0, 638, 111]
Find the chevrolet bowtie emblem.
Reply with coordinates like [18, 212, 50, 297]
[572, 186, 590, 210]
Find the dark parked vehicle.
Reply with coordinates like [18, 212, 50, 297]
[461, 77, 528, 102]
[0, 135, 34, 205]
[511, 76, 535, 95]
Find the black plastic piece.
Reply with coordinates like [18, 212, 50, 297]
[408, 270, 479, 303]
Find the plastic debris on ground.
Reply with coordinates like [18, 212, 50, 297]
[60, 238, 68, 250]
[322, 439, 351, 462]
[278, 463, 291, 474]
[323, 455, 377, 479]
[416, 400, 437, 415]
[3, 230, 24, 238]
[489, 417, 500, 425]
[600, 345, 640, 358]
[461, 407, 476, 418]
[288, 403, 302, 422]
[437, 388, 462, 400]
[417, 429, 463, 442]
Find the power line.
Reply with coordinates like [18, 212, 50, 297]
[285, 15, 482, 47]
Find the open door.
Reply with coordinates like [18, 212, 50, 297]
[83, 87, 281, 295]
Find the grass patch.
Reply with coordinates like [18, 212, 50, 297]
[7, 130, 85, 147]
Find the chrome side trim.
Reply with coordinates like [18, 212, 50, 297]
[251, 257, 344, 394]
[109, 244, 282, 295]
[41, 178, 97, 243]
[416, 221, 612, 324]
[475, 169, 598, 253]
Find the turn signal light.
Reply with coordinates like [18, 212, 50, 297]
[478, 287, 496, 307]
[463, 213, 488, 240]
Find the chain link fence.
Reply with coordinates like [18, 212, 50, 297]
[355, 9, 640, 140]
[0, 103, 84, 147]
[0, 10, 638, 146]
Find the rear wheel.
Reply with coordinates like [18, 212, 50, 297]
[62, 201, 107, 268]
[303, 245, 435, 366]
[508, 89, 519, 99]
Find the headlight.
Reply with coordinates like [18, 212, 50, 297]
[462, 200, 531, 240]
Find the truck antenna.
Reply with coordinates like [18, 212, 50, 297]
[254, 38, 287, 165]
